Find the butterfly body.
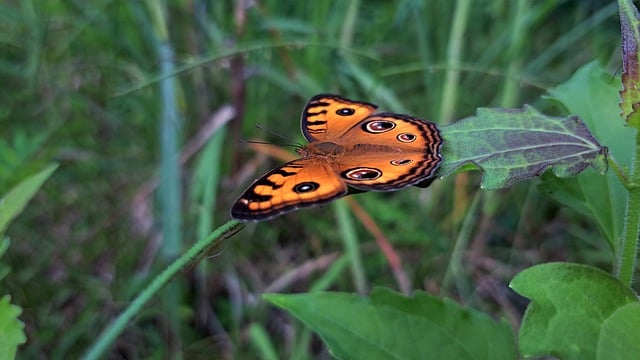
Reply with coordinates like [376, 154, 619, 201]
[231, 94, 443, 221]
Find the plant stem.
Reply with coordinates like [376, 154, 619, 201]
[334, 200, 367, 294]
[82, 220, 244, 360]
[438, 0, 471, 124]
[616, 129, 640, 286]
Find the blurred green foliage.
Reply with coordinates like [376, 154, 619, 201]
[0, 0, 621, 358]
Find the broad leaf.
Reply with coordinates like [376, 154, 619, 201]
[438, 106, 606, 190]
[0, 295, 26, 360]
[618, 0, 640, 127]
[0, 163, 58, 237]
[264, 288, 516, 360]
[541, 62, 633, 252]
[510, 263, 638, 360]
[597, 302, 640, 359]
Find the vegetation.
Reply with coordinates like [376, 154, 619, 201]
[1, 1, 636, 359]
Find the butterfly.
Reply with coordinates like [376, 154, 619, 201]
[231, 94, 443, 221]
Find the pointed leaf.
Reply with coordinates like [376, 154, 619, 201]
[542, 62, 632, 251]
[438, 106, 606, 189]
[618, 0, 640, 127]
[0, 295, 26, 360]
[0, 163, 58, 236]
[510, 263, 638, 360]
[264, 288, 516, 360]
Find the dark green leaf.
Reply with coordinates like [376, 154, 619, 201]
[438, 106, 606, 190]
[264, 288, 516, 360]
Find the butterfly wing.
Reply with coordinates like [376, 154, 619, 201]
[331, 113, 443, 191]
[231, 158, 348, 221]
[301, 94, 378, 142]
[232, 95, 443, 221]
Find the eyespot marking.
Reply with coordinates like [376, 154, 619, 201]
[336, 108, 355, 116]
[390, 159, 413, 166]
[397, 133, 416, 142]
[342, 167, 382, 181]
[293, 182, 320, 193]
[363, 120, 396, 133]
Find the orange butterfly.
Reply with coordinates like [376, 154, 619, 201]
[231, 94, 443, 221]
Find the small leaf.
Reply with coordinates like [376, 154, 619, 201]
[0, 295, 27, 360]
[264, 288, 516, 360]
[438, 106, 606, 190]
[618, 0, 640, 127]
[0, 163, 58, 237]
[510, 263, 638, 360]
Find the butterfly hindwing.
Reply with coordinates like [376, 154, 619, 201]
[330, 113, 443, 190]
[231, 158, 348, 221]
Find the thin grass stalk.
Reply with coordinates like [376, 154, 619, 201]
[21, 0, 40, 92]
[526, 3, 617, 75]
[339, 0, 359, 49]
[442, 190, 481, 296]
[146, 0, 183, 354]
[409, 1, 433, 106]
[158, 39, 182, 260]
[292, 327, 313, 360]
[82, 220, 244, 360]
[193, 130, 226, 242]
[480, 0, 532, 270]
[442, 192, 482, 299]
[499, 0, 529, 108]
[334, 200, 367, 294]
[438, 0, 471, 125]
[333, 0, 367, 295]
[248, 323, 279, 360]
[309, 255, 350, 292]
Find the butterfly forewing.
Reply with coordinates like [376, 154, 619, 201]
[301, 94, 378, 142]
[231, 158, 348, 221]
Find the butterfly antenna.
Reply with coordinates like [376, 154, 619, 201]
[256, 124, 297, 142]
[239, 139, 302, 151]
[250, 124, 302, 148]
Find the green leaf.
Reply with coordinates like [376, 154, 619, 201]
[618, 0, 640, 127]
[264, 288, 516, 360]
[0, 163, 58, 237]
[598, 302, 640, 360]
[0, 295, 27, 360]
[0, 237, 10, 282]
[510, 263, 639, 360]
[438, 106, 606, 190]
[0, 130, 50, 192]
[541, 61, 632, 251]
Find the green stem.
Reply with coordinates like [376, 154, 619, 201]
[616, 130, 640, 286]
[334, 200, 367, 294]
[82, 220, 245, 360]
[442, 191, 480, 295]
[438, 0, 471, 124]
[500, 0, 529, 108]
